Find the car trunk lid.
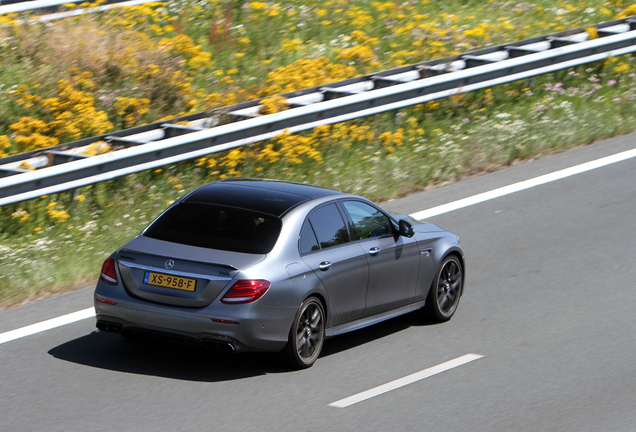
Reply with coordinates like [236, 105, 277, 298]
[116, 236, 266, 308]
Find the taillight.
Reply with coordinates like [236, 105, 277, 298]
[100, 257, 118, 285]
[220, 280, 271, 304]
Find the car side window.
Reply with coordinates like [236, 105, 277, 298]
[342, 201, 394, 240]
[299, 221, 320, 255]
[308, 204, 350, 249]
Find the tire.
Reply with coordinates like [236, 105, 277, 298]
[424, 255, 463, 322]
[284, 296, 325, 369]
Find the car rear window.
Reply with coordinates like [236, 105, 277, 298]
[143, 203, 282, 254]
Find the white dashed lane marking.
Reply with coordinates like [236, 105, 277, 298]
[410, 147, 636, 220]
[0, 307, 95, 345]
[328, 354, 484, 408]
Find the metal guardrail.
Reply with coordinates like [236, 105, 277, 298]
[1, 17, 635, 206]
[0, 0, 157, 15]
[0, 0, 94, 13]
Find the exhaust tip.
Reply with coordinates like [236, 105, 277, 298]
[203, 338, 236, 352]
[96, 320, 123, 333]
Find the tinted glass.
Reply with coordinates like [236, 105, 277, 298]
[299, 221, 320, 255]
[144, 203, 281, 254]
[308, 204, 350, 249]
[342, 201, 393, 239]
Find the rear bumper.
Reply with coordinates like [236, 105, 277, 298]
[94, 280, 296, 353]
[96, 318, 241, 352]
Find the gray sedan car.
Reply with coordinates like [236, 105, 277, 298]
[95, 178, 464, 368]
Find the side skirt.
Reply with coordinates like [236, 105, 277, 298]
[325, 301, 426, 338]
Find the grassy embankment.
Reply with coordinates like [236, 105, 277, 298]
[0, 0, 635, 307]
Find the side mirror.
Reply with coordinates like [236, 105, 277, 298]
[398, 220, 414, 238]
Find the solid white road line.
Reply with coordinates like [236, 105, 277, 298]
[2, 145, 636, 345]
[0, 307, 95, 345]
[328, 353, 484, 408]
[410, 147, 636, 220]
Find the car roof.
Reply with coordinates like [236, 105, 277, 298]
[183, 178, 342, 217]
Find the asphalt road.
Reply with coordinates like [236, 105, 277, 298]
[2, 132, 636, 431]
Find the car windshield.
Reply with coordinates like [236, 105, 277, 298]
[143, 203, 282, 254]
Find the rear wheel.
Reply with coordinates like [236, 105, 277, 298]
[284, 296, 325, 369]
[424, 255, 463, 322]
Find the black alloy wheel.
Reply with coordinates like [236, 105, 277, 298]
[425, 255, 463, 322]
[284, 296, 325, 369]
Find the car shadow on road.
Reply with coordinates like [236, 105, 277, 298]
[48, 331, 288, 382]
[48, 310, 438, 382]
[320, 310, 438, 357]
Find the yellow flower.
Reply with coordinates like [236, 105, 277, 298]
[113, 97, 151, 128]
[463, 23, 493, 39]
[0, 135, 10, 158]
[250, 2, 268, 10]
[616, 5, 636, 19]
[261, 57, 357, 95]
[12, 209, 30, 223]
[18, 160, 35, 171]
[336, 44, 376, 64]
[80, 142, 112, 156]
[614, 62, 630, 74]
[260, 96, 288, 115]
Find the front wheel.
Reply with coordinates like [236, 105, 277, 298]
[424, 255, 463, 322]
[283, 296, 325, 369]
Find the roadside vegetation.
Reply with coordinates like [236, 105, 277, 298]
[1, 0, 636, 307]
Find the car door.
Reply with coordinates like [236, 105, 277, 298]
[300, 203, 369, 327]
[341, 200, 420, 317]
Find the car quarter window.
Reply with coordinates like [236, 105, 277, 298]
[307, 203, 350, 250]
[342, 201, 394, 240]
[299, 221, 320, 255]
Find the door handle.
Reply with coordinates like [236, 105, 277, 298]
[369, 247, 380, 256]
[319, 261, 332, 271]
